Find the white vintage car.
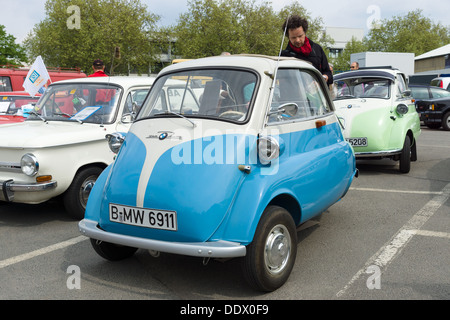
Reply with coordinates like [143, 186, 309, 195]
[0, 76, 154, 219]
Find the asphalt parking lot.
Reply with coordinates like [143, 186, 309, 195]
[0, 126, 448, 303]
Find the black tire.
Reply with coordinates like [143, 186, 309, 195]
[442, 112, 450, 131]
[242, 205, 297, 292]
[90, 238, 138, 261]
[399, 135, 411, 173]
[63, 166, 103, 220]
[410, 137, 418, 162]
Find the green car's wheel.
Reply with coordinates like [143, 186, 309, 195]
[399, 135, 411, 173]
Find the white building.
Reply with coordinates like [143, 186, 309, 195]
[350, 52, 415, 75]
[325, 27, 364, 58]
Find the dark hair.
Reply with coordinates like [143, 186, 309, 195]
[282, 15, 308, 37]
[92, 59, 104, 68]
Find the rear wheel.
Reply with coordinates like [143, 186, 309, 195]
[242, 205, 297, 292]
[90, 238, 138, 261]
[399, 136, 411, 173]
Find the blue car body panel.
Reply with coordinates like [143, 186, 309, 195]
[86, 120, 355, 246]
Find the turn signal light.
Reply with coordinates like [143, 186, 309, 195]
[36, 175, 52, 183]
[316, 120, 326, 128]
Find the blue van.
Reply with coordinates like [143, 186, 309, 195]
[79, 54, 357, 291]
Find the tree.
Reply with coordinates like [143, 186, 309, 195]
[174, 0, 327, 58]
[364, 9, 450, 56]
[23, 0, 159, 74]
[331, 37, 367, 72]
[0, 25, 27, 65]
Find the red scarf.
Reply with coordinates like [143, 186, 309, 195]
[289, 37, 312, 56]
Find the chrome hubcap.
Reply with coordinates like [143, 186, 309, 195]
[80, 176, 97, 209]
[264, 224, 291, 274]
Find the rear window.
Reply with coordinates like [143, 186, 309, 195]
[430, 79, 441, 87]
[0, 77, 12, 92]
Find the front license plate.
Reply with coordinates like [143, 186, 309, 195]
[110, 203, 177, 231]
[346, 137, 368, 147]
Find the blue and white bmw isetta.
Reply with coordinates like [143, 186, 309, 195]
[79, 54, 357, 291]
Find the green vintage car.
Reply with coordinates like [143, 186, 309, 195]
[333, 67, 421, 173]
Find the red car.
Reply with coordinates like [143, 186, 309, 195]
[0, 91, 41, 124]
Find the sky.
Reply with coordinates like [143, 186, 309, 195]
[2, 0, 450, 44]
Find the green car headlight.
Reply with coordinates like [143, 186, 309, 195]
[396, 104, 409, 116]
[21, 153, 39, 176]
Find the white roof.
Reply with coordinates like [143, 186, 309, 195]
[415, 44, 450, 60]
[159, 54, 317, 77]
[51, 76, 156, 88]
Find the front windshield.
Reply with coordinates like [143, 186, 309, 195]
[137, 69, 257, 123]
[29, 83, 122, 124]
[334, 78, 391, 100]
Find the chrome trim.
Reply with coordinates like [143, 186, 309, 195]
[355, 149, 402, 158]
[79, 219, 247, 258]
[0, 162, 21, 173]
[0, 179, 57, 201]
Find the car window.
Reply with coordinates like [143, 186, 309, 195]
[268, 69, 331, 123]
[411, 87, 430, 99]
[32, 83, 122, 124]
[335, 78, 391, 100]
[396, 74, 407, 94]
[123, 88, 150, 117]
[139, 69, 258, 123]
[430, 87, 450, 98]
[0, 77, 12, 92]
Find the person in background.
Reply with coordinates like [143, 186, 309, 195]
[88, 59, 108, 77]
[350, 61, 359, 70]
[281, 15, 333, 86]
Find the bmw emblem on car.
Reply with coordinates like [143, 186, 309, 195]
[159, 132, 169, 140]
[347, 104, 352, 109]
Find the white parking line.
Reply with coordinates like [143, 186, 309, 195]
[336, 182, 450, 297]
[0, 236, 87, 269]
[350, 187, 443, 195]
[411, 229, 450, 239]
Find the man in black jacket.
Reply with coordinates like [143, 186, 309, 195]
[281, 15, 333, 85]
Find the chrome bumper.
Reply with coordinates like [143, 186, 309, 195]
[354, 148, 402, 158]
[79, 219, 247, 258]
[0, 179, 57, 201]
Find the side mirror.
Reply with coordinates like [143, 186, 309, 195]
[121, 112, 136, 123]
[402, 89, 412, 97]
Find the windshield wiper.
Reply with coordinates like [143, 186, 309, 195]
[53, 112, 83, 124]
[161, 111, 196, 128]
[28, 111, 47, 123]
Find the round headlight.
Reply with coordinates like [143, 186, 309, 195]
[106, 132, 125, 154]
[258, 136, 280, 165]
[396, 104, 409, 115]
[21, 153, 39, 176]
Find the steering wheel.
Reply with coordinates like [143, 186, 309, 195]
[219, 110, 245, 119]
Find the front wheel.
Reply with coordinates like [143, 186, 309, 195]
[242, 205, 297, 292]
[442, 112, 450, 131]
[90, 238, 138, 261]
[64, 166, 103, 220]
[399, 136, 411, 173]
